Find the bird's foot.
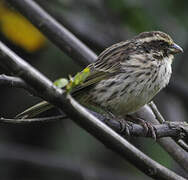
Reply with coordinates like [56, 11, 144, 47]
[126, 115, 157, 140]
[116, 117, 132, 137]
[103, 114, 132, 137]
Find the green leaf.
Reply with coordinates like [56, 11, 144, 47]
[66, 67, 90, 92]
[54, 78, 69, 88]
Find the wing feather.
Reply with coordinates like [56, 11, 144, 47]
[72, 41, 131, 96]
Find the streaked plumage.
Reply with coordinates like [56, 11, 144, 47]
[17, 31, 183, 118]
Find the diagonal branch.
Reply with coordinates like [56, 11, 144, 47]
[0, 39, 186, 179]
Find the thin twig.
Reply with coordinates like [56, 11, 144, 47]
[0, 40, 185, 179]
[0, 115, 67, 124]
[0, 74, 36, 94]
[148, 101, 165, 123]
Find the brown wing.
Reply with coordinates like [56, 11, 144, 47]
[94, 40, 131, 72]
[72, 40, 131, 96]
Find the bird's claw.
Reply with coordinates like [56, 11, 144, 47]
[135, 117, 157, 140]
[119, 118, 130, 134]
[104, 116, 131, 137]
[116, 118, 132, 137]
[126, 115, 157, 140]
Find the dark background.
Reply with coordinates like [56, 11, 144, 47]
[0, 0, 187, 179]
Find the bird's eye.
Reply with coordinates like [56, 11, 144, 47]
[159, 41, 164, 46]
[159, 42, 164, 45]
[159, 41, 169, 47]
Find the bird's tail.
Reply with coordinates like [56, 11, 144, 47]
[16, 101, 54, 119]
[15, 68, 97, 119]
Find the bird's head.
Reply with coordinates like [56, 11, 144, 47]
[134, 31, 183, 57]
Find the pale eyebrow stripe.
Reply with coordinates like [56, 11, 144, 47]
[138, 36, 167, 43]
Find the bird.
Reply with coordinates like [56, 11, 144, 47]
[17, 31, 183, 131]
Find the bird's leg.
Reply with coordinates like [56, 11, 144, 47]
[103, 111, 132, 137]
[126, 114, 157, 140]
[116, 117, 132, 137]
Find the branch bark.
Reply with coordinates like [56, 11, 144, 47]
[1, 110, 188, 140]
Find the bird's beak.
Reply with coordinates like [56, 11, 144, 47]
[170, 43, 183, 54]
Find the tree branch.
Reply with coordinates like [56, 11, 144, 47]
[0, 40, 185, 179]
[121, 121, 188, 139]
[0, 74, 36, 94]
[1, 111, 188, 140]
[0, 74, 26, 88]
[149, 102, 188, 153]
